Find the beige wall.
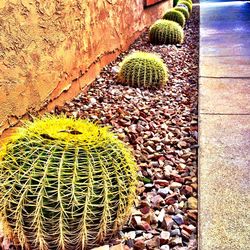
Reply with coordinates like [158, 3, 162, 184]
[0, 0, 172, 136]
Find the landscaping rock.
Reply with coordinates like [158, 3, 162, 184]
[187, 197, 198, 209]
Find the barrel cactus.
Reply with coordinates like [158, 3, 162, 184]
[149, 20, 184, 45]
[118, 51, 168, 88]
[163, 9, 186, 27]
[174, 6, 190, 20]
[176, 3, 189, 12]
[0, 117, 138, 250]
[178, 0, 192, 13]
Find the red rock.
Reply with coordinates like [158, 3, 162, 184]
[134, 239, 146, 250]
[139, 221, 152, 231]
[154, 180, 169, 187]
[180, 185, 193, 196]
[162, 216, 174, 230]
[140, 201, 150, 214]
[187, 210, 198, 221]
[151, 195, 165, 208]
[145, 236, 160, 250]
[165, 197, 176, 205]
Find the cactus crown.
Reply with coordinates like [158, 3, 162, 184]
[163, 9, 186, 27]
[149, 19, 184, 45]
[0, 116, 138, 250]
[174, 7, 190, 20]
[178, 0, 192, 13]
[118, 51, 168, 88]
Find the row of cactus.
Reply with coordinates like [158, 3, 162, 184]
[117, 0, 193, 89]
[0, 117, 138, 249]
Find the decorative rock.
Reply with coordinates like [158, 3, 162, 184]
[187, 197, 198, 209]
[157, 208, 166, 223]
[134, 239, 146, 250]
[139, 221, 152, 231]
[154, 180, 169, 187]
[181, 185, 193, 196]
[160, 231, 170, 244]
[151, 195, 165, 208]
[145, 236, 160, 250]
[127, 231, 136, 240]
[110, 243, 125, 250]
[172, 214, 184, 225]
[162, 216, 174, 230]
[170, 182, 182, 189]
[160, 245, 170, 250]
[170, 236, 183, 246]
[158, 187, 171, 198]
[132, 215, 142, 227]
[171, 228, 181, 236]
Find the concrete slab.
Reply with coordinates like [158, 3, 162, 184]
[199, 114, 250, 250]
[199, 0, 250, 249]
[200, 34, 250, 57]
[200, 56, 250, 78]
[199, 78, 250, 114]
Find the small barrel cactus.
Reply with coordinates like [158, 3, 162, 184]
[174, 6, 190, 20]
[0, 117, 138, 250]
[149, 19, 184, 45]
[163, 9, 186, 27]
[178, 0, 192, 13]
[176, 3, 190, 12]
[118, 51, 168, 88]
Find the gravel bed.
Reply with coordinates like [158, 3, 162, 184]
[54, 4, 199, 250]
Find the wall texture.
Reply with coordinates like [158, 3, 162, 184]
[0, 0, 172, 136]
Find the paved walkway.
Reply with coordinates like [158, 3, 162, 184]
[199, 1, 250, 249]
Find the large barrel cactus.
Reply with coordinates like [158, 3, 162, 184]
[118, 51, 168, 88]
[149, 20, 184, 45]
[174, 6, 190, 20]
[178, 0, 192, 13]
[163, 9, 186, 27]
[0, 117, 138, 250]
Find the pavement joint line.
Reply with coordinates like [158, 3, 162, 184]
[200, 113, 250, 116]
[201, 55, 250, 58]
[199, 55, 250, 58]
[199, 76, 250, 79]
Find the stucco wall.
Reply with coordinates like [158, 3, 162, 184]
[0, 0, 172, 136]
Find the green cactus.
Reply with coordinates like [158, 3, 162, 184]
[174, 7, 190, 20]
[163, 9, 186, 27]
[149, 19, 184, 45]
[118, 51, 168, 88]
[178, 0, 192, 13]
[0, 116, 138, 250]
[174, 0, 192, 7]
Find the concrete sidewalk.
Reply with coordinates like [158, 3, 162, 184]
[199, 1, 250, 250]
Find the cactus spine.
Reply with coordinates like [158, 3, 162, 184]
[0, 117, 138, 250]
